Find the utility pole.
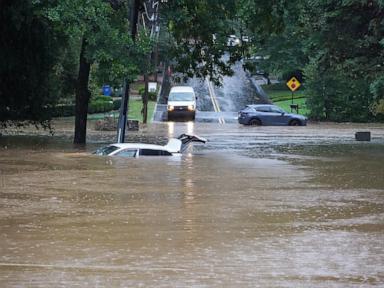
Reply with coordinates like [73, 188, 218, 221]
[141, 0, 161, 124]
[117, 0, 140, 143]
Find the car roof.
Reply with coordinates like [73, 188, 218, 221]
[108, 138, 183, 153]
[170, 86, 194, 93]
[109, 143, 169, 151]
[248, 104, 275, 108]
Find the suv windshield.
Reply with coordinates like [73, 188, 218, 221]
[168, 92, 194, 101]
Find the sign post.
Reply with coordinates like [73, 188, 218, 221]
[286, 77, 301, 113]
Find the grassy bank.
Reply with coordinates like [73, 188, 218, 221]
[261, 83, 308, 115]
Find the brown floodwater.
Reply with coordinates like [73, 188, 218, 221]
[0, 122, 384, 287]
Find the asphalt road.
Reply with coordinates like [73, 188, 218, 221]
[153, 62, 268, 123]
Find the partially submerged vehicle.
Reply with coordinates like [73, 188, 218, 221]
[94, 134, 207, 157]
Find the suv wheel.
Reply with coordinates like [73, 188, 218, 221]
[289, 119, 300, 126]
[249, 118, 261, 126]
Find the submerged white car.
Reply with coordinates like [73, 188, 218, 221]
[94, 134, 206, 157]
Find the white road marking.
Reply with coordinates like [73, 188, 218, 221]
[206, 78, 225, 124]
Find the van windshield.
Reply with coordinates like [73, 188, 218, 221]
[168, 92, 194, 101]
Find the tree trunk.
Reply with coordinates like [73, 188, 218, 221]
[74, 37, 91, 144]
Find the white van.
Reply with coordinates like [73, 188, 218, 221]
[167, 86, 196, 120]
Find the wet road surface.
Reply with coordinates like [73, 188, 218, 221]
[154, 61, 262, 123]
[1, 122, 384, 287]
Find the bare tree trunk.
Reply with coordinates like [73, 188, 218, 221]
[74, 37, 91, 144]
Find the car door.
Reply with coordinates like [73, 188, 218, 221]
[255, 106, 273, 125]
[269, 106, 289, 125]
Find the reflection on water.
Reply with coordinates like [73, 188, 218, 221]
[167, 121, 195, 138]
[0, 124, 384, 287]
[167, 121, 174, 138]
[187, 121, 194, 135]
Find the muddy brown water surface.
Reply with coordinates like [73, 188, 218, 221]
[1, 122, 384, 287]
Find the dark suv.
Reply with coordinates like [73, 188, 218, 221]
[238, 104, 307, 126]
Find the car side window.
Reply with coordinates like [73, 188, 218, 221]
[115, 149, 137, 157]
[139, 149, 172, 156]
[256, 106, 271, 112]
[270, 107, 284, 113]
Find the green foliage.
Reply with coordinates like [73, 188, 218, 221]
[50, 104, 76, 118]
[127, 100, 156, 121]
[113, 99, 122, 111]
[274, 98, 308, 116]
[138, 87, 157, 101]
[86, 100, 157, 122]
[0, 0, 148, 129]
[51, 98, 114, 117]
[369, 76, 384, 116]
[262, 83, 289, 91]
[0, 0, 65, 128]
[261, 83, 305, 103]
[93, 96, 112, 102]
[162, 0, 240, 84]
[244, 0, 384, 122]
[88, 100, 114, 114]
[371, 100, 384, 118]
[46, 0, 138, 84]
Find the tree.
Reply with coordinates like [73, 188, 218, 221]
[300, 0, 384, 121]
[161, 0, 241, 84]
[239, 0, 384, 122]
[47, 0, 136, 144]
[0, 0, 65, 128]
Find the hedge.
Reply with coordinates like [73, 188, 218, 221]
[113, 99, 121, 110]
[49, 104, 75, 117]
[88, 100, 114, 114]
[93, 95, 112, 102]
[51, 100, 114, 117]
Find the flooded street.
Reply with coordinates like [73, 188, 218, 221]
[1, 122, 384, 287]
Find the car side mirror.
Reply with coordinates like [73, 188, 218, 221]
[281, 112, 285, 116]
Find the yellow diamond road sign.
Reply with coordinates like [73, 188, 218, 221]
[287, 77, 301, 92]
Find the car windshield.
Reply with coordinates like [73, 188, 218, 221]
[242, 106, 255, 112]
[168, 92, 194, 101]
[94, 145, 119, 156]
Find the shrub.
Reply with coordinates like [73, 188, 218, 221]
[51, 98, 115, 117]
[93, 95, 112, 102]
[50, 104, 75, 117]
[88, 100, 114, 114]
[113, 99, 122, 110]
[148, 91, 157, 101]
[139, 88, 158, 101]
